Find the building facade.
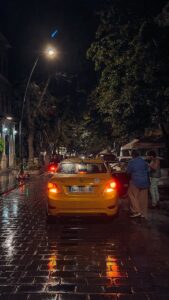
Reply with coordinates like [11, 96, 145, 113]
[0, 33, 16, 169]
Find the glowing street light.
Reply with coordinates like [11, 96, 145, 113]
[19, 45, 57, 178]
[44, 46, 57, 59]
[6, 116, 13, 120]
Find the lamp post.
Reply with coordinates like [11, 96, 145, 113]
[18, 46, 57, 178]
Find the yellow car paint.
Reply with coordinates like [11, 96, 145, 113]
[47, 158, 119, 217]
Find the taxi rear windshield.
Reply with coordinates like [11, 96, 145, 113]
[57, 163, 107, 174]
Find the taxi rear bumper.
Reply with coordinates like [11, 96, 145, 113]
[47, 196, 119, 217]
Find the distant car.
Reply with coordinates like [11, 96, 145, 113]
[118, 156, 131, 163]
[99, 154, 119, 173]
[46, 158, 119, 221]
[99, 153, 118, 162]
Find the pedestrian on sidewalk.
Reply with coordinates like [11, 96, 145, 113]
[127, 150, 150, 219]
[146, 150, 161, 208]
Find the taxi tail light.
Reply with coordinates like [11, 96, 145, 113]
[104, 180, 117, 193]
[47, 182, 60, 193]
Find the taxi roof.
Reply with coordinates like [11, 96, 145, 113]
[61, 157, 104, 164]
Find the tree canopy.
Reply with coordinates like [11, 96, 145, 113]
[87, 0, 169, 154]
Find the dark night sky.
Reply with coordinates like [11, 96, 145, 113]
[0, 0, 168, 84]
[0, 0, 100, 83]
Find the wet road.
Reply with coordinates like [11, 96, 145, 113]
[0, 175, 169, 300]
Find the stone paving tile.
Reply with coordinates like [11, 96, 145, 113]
[60, 278, 86, 285]
[47, 284, 76, 292]
[117, 295, 148, 300]
[29, 294, 57, 300]
[2, 295, 29, 300]
[0, 277, 9, 284]
[127, 274, 154, 281]
[76, 272, 102, 278]
[34, 276, 60, 284]
[103, 271, 128, 278]
[57, 295, 87, 300]
[16, 284, 45, 293]
[51, 271, 76, 278]
[132, 284, 169, 293]
[17, 276, 35, 284]
[76, 284, 104, 293]
[147, 295, 169, 300]
[113, 278, 141, 286]
[7, 271, 29, 281]
[152, 276, 169, 287]
[89, 294, 118, 300]
[105, 286, 132, 293]
[0, 285, 16, 294]
[26, 271, 50, 277]
[0, 265, 16, 272]
[86, 277, 112, 286]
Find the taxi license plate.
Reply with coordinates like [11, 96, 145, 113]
[69, 186, 93, 193]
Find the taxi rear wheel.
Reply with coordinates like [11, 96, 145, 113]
[107, 209, 119, 221]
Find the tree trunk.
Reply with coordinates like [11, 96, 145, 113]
[38, 76, 51, 108]
[26, 93, 35, 166]
[28, 128, 34, 166]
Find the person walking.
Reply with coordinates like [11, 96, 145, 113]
[127, 150, 150, 218]
[146, 150, 161, 208]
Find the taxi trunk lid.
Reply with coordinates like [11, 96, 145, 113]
[53, 174, 110, 196]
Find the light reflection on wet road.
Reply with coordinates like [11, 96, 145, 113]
[0, 175, 169, 300]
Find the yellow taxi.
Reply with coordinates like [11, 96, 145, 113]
[46, 158, 119, 221]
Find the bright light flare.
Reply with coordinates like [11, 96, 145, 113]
[104, 180, 117, 193]
[45, 46, 57, 59]
[6, 116, 13, 120]
[47, 182, 60, 193]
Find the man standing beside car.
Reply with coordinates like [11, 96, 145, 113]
[146, 150, 161, 208]
[127, 150, 150, 218]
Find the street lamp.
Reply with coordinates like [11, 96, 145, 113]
[18, 45, 57, 178]
[44, 46, 57, 58]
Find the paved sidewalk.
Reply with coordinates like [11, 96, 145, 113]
[0, 167, 47, 195]
[121, 195, 169, 219]
[158, 200, 169, 215]
[0, 169, 19, 195]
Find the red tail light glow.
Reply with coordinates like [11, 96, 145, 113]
[48, 163, 58, 173]
[50, 166, 56, 171]
[104, 180, 117, 193]
[47, 182, 60, 193]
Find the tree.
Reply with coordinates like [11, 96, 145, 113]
[0, 138, 4, 164]
[87, 0, 169, 155]
[25, 73, 90, 159]
[13, 79, 56, 164]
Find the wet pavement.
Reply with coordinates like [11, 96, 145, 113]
[0, 170, 18, 195]
[0, 175, 169, 299]
[0, 167, 46, 195]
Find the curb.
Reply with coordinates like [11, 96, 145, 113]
[0, 182, 25, 196]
